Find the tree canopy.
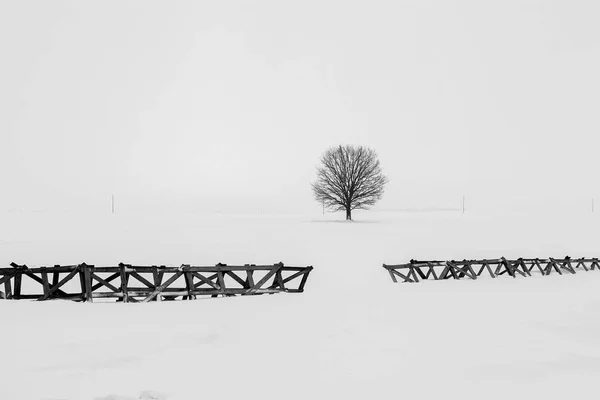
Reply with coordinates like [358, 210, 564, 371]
[312, 145, 388, 220]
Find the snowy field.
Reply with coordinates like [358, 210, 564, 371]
[1, 210, 600, 400]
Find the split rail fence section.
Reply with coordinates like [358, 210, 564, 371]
[0, 262, 313, 302]
[383, 257, 600, 283]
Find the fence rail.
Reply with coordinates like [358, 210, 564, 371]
[383, 257, 599, 283]
[0, 262, 313, 302]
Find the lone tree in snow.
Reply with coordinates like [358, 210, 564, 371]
[312, 145, 388, 220]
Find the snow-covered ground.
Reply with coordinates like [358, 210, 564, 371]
[1, 210, 600, 400]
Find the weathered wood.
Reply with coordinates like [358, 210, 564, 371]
[531, 259, 545, 275]
[2, 265, 79, 274]
[484, 261, 496, 278]
[410, 266, 420, 283]
[273, 269, 285, 289]
[226, 271, 248, 288]
[22, 270, 69, 297]
[467, 263, 478, 279]
[449, 265, 459, 279]
[119, 263, 130, 303]
[152, 266, 163, 302]
[129, 271, 154, 288]
[387, 268, 398, 283]
[437, 265, 448, 279]
[141, 271, 184, 303]
[494, 262, 507, 277]
[574, 258, 588, 271]
[560, 258, 576, 274]
[427, 262, 439, 280]
[82, 264, 93, 303]
[78, 266, 86, 300]
[449, 262, 477, 280]
[39, 265, 281, 274]
[280, 269, 311, 285]
[413, 266, 427, 280]
[0, 272, 15, 288]
[298, 269, 312, 292]
[4, 276, 12, 299]
[510, 261, 527, 278]
[1, 262, 312, 302]
[91, 273, 120, 292]
[183, 267, 195, 300]
[246, 269, 255, 289]
[384, 256, 600, 284]
[12, 294, 84, 300]
[38, 267, 80, 301]
[95, 288, 282, 298]
[41, 268, 50, 299]
[248, 264, 281, 293]
[517, 259, 532, 277]
[547, 258, 563, 275]
[500, 258, 516, 278]
[3, 264, 316, 274]
[215, 264, 226, 294]
[52, 270, 60, 296]
[90, 292, 125, 298]
[475, 264, 486, 276]
[191, 272, 219, 290]
[390, 268, 414, 283]
[14, 273, 22, 298]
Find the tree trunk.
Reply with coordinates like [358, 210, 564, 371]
[346, 207, 352, 220]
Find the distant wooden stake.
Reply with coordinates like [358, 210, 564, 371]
[462, 196, 465, 214]
[112, 194, 115, 214]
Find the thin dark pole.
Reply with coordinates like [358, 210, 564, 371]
[462, 196, 465, 214]
[112, 194, 115, 214]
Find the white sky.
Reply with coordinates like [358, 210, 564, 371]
[2, 1, 599, 213]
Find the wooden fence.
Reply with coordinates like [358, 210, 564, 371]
[0, 262, 313, 302]
[383, 257, 600, 283]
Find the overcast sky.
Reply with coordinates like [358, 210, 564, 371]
[2, 1, 599, 214]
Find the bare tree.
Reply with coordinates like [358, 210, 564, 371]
[312, 145, 388, 220]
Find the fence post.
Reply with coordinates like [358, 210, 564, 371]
[216, 263, 226, 297]
[81, 263, 93, 303]
[3, 275, 12, 299]
[183, 265, 195, 300]
[152, 265, 162, 302]
[275, 263, 286, 291]
[14, 272, 22, 299]
[298, 267, 312, 292]
[40, 267, 50, 300]
[119, 263, 129, 303]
